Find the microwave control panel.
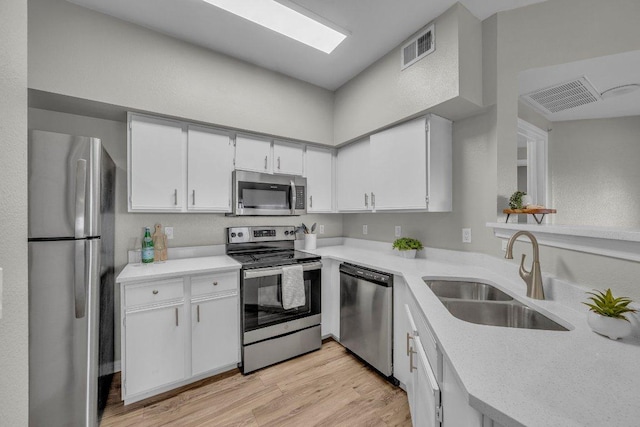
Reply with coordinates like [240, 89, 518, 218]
[295, 187, 305, 209]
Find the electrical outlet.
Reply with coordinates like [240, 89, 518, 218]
[462, 228, 472, 243]
[363, 225, 368, 235]
[165, 227, 174, 240]
[395, 226, 402, 237]
[319, 224, 325, 234]
[502, 240, 508, 252]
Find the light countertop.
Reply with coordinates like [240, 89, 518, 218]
[308, 243, 640, 427]
[116, 255, 241, 283]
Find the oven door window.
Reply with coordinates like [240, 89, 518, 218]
[243, 272, 312, 331]
[238, 181, 290, 210]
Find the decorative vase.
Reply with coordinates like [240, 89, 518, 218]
[587, 311, 632, 340]
[304, 234, 317, 251]
[395, 249, 417, 259]
[521, 195, 533, 208]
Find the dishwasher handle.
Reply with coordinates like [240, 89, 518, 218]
[339, 263, 393, 287]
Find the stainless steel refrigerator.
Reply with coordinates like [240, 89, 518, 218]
[28, 130, 116, 427]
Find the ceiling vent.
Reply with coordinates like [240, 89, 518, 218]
[401, 24, 435, 70]
[521, 76, 601, 115]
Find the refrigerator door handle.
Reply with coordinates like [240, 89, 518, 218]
[74, 240, 87, 318]
[75, 159, 87, 239]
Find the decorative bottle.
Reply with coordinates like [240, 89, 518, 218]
[141, 227, 155, 264]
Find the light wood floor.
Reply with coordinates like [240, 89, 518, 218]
[101, 339, 411, 427]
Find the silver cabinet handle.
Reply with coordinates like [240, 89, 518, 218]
[406, 332, 414, 356]
[310, 195, 313, 208]
[277, 156, 281, 170]
[290, 180, 296, 215]
[213, 281, 218, 286]
[371, 192, 375, 209]
[364, 193, 368, 208]
[264, 156, 268, 169]
[409, 346, 417, 372]
[175, 307, 179, 326]
[197, 305, 200, 323]
[152, 289, 159, 295]
[192, 189, 196, 205]
[174, 189, 178, 205]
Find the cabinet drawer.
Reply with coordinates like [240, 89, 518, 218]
[191, 271, 237, 298]
[125, 278, 184, 308]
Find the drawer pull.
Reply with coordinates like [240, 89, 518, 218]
[197, 305, 200, 323]
[409, 346, 417, 372]
[406, 332, 414, 356]
[175, 307, 179, 326]
[152, 290, 159, 295]
[213, 281, 218, 286]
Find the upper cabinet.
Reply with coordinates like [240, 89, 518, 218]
[273, 140, 304, 176]
[128, 114, 234, 213]
[305, 146, 334, 213]
[370, 115, 452, 212]
[234, 134, 272, 174]
[336, 138, 371, 212]
[128, 114, 185, 211]
[187, 126, 234, 212]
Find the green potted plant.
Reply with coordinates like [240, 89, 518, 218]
[392, 237, 424, 259]
[583, 289, 637, 340]
[509, 191, 528, 209]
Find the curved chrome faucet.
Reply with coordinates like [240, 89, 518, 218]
[504, 231, 545, 300]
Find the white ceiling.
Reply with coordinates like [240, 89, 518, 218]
[519, 50, 640, 121]
[66, 0, 546, 90]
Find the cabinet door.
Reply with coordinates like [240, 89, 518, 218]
[273, 140, 303, 176]
[370, 116, 428, 211]
[192, 295, 240, 376]
[187, 126, 233, 212]
[235, 135, 272, 173]
[393, 289, 413, 388]
[336, 138, 371, 211]
[306, 146, 333, 212]
[129, 114, 184, 211]
[321, 260, 340, 338]
[441, 358, 483, 426]
[404, 303, 419, 420]
[412, 336, 442, 427]
[124, 305, 185, 397]
[426, 114, 453, 212]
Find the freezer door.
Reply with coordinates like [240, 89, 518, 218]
[29, 238, 100, 427]
[28, 130, 101, 238]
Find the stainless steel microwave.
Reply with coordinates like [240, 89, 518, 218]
[231, 170, 306, 216]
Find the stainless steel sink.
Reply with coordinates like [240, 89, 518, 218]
[426, 280, 513, 301]
[424, 279, 568, 331]
[441, 300, 568, 331]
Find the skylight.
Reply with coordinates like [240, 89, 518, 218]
[202, 0, 347, 54]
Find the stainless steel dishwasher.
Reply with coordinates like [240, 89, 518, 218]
[340, 263, 395, 382]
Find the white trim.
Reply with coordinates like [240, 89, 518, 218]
[517, 119, 548, 224]
[487, 222, 640, 262]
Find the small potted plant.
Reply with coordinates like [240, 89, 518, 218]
[392, 237, 424, 259]
[509, 191, 528, 209]
[583, 288, 637, 340]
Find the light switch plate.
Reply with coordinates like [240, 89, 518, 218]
[363, 225, 368, 235]
[395, 226, 402, 237]
[165, 227, 174, 240]
[502, 240, 508, 252]
[462, 228, 472, 243]
[319, 225, 325, 234]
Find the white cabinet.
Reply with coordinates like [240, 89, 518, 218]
[320, 260, 340, 339]
[306, 146, 334, 212]
[235, 134, 272, 173]
[412, 336, 443, 427]
[187, 126, 234, 212]
[192, 294, 239, 376]
[336, 137, 371, 211]
[120, 270, 240, 404]
[125, 304, 186, 397]
[273, 140, 303, 176]
[441, 358, 483, 426]
[128, 114, 185, 211]
[370, 114, 452, 212]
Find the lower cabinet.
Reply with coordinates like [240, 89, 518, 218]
[120, 270, 240, 404]
[320, 259, 340, 339]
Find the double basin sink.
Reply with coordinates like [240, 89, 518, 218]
[425, 280, 568, 331]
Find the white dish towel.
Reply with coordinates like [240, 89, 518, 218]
[281, 264, 306, 310]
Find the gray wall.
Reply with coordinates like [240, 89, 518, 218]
[550, 116, 640, 227]
[0, 0, 28, 424]
[333, 4, 482, 144]
[28, 0, 334, 145]
[28, 107, 344, 364]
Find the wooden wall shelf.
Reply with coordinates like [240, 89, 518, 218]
[503, 208, 556, 224]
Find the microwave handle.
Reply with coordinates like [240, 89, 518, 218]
[290, 180, 296, 214]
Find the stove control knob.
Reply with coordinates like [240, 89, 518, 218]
[284, 231, 289, 236]
[231, 232, 236, 238]
[238, 232, 244, 238]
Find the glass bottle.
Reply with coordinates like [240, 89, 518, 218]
[141, 227, 155, 264]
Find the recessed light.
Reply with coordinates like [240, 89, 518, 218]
[202, 0, 348, 54]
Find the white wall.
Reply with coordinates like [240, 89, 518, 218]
[333, 3, 482, 145]
[28, 0, 334, 145]
[28, 107, 344, 365]
[0, 0, 28, 424]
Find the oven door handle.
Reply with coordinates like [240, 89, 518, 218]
[244, 261, 322, 279]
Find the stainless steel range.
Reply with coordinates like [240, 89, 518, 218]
[226, 226, 322, 374]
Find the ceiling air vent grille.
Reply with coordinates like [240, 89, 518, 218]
[521, 77, 601, 114]
[401, 24, 435, 70]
